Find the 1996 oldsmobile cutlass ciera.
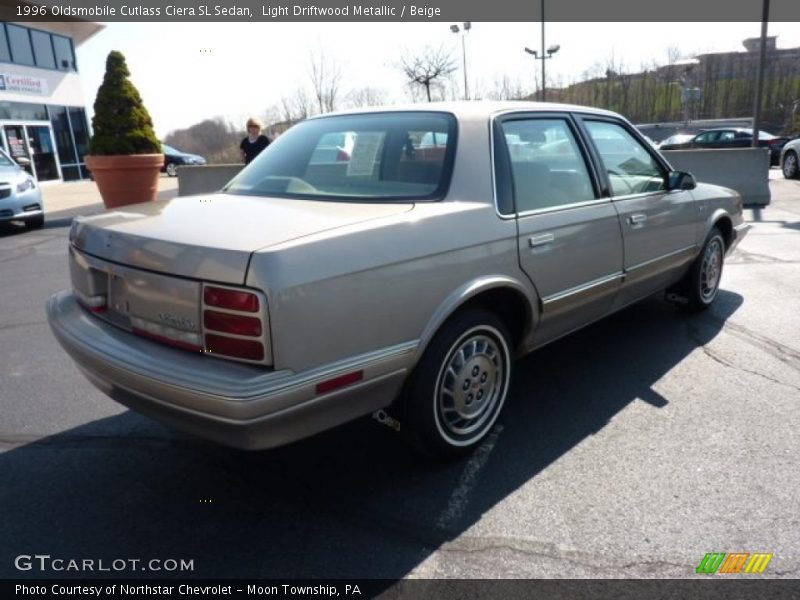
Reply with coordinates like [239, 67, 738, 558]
[47, 102, 749, 456]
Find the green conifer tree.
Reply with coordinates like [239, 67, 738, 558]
[88, 51, 161, 155]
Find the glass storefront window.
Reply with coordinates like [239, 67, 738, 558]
[0, 101, 48, 121]
[48, 105, 77, 165]
[0, 24, 10, 62]
[0, 24, 77, 72]
[31, 30, 55, 69]
[52, 35, 75, 71]
[68, 107, 89, 161]
[6, 24, 34, 66]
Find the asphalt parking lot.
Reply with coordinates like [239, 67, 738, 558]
[1, 172, 798, 582]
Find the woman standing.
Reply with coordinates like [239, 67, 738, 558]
[239, 117, 270, 164]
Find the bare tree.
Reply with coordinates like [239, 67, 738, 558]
[345, 86, 388, 108]
[309, 50, 343, 114]
[486, 75, 528, 101]
[280, 87, 313, 123]
[399, 46, 457, 102]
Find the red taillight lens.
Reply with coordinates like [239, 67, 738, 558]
[204, 310, 262, 337]
[204, 286, 259, 312]
[205, 334, 264, 361]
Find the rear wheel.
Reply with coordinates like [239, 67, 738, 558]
[166, 162, 178, 177]
[685, 227, 725, 312]
[401, 309, 512, 457]
[783, 151, 799, 179]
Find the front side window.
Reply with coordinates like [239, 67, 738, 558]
[499, 118, 596, 213]
[695, 131, 719, 144]
[584, 120, 666, 196]
[225, 112, 456, 201]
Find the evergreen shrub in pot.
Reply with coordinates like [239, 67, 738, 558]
[84, 51, 163, 209]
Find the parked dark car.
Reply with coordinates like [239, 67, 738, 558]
[659, 128, 787, 166]
[162, 144, 207, 177]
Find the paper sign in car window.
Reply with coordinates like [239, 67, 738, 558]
[347, 132, 384, 177]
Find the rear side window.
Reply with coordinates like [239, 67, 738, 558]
[499, 118, 596, 213]
[584, 120, 666, 197]
[225, 112, 457, 202]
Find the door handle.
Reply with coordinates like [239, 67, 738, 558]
[529, 233, 555, 247]
[628, 213, 647, 225]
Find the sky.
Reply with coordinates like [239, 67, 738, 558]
[74, 22, 800, 138]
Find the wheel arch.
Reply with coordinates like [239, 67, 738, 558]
[708, 210, 733, 250]
[414, 276, 539, 368]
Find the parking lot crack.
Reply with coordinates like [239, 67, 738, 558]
[434, 536, 696, 574]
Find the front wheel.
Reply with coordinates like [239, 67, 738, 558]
[166, 162, 178, 177]
[783, 151, 799, 179]
[685, 227, 725, 312]
[401, 309, 513, 457]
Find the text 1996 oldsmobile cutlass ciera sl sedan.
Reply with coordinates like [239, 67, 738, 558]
[47, 102, 749, 456]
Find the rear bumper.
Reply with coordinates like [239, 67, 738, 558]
[47, 291, 413, 450]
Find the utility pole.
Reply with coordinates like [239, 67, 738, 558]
[752, 0, 770, 146]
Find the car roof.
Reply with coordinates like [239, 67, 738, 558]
[309, 101, 622, 124]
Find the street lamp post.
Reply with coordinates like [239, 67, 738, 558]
[450, 22, 471, 100]
[524, 1, 559, 102]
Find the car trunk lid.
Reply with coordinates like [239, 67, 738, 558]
[71, 193, 413, 284]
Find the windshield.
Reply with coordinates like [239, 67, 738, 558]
[224, 111, 457, 201]
[162, 144, 180, 154]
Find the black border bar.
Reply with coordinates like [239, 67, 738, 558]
[3, 0, 800, 22]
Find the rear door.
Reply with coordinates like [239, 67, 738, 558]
[577, 117, 697, 308]
[494, 113, 623, 344]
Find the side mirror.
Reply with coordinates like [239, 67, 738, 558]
[668, 170, 696, 191]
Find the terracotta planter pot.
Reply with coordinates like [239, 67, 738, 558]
[85, 154, 164, 209]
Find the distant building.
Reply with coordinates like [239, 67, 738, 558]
[0, 21, 103, 182]
[687, 36, 800, 81]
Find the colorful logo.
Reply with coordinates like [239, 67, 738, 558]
[697, 552, 773, 574]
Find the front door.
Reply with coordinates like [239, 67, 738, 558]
[495, 115, 624, 345]
[580, 118, 698, 309]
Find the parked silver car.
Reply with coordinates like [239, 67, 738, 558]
[781, 136, 800, 179]
[0, 148, 43, 229]
[47, 102, 749, 456]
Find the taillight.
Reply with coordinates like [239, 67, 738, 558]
[202, 284, 267, 364]
[203, 286, 259, 312]
[205, 334, 265, 361]
[204, 310, 262, 337]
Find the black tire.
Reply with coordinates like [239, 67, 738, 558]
[166, 162, 178, 177]
[783, 151, 799, 179]
[685, 227, 725, 312]
[401, 309, 513, 458]
[25, 215, 44, 230]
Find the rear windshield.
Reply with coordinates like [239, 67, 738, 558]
[224, 112, 457, 201]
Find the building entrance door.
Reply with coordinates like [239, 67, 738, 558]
[3, 125, 33, 176]
[1, 123, 62, 182]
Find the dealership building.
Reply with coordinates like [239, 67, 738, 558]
[0, 20, 103, 182]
